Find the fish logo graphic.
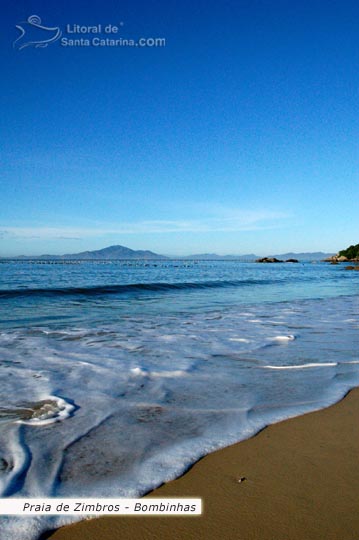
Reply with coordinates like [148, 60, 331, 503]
[14, 15, 62, 50]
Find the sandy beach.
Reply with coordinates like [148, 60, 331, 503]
[48, 387, 359, 540]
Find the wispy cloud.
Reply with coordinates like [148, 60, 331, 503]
[0, 209, 290, 240]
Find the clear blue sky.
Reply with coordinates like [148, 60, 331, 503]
[1, 0, 358, 256]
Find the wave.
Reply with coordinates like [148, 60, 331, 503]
[0, 278, 284, 299]
[262, 362, 338, 370]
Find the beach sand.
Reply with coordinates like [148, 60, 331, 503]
[49, 388, 359, 540]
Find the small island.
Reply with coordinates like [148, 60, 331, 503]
[256, 257, 299, 263]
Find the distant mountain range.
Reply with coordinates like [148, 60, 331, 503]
[181, 251, 333, 261]
[1, 245, 334, 261]
[269, 252, 334, 261]
[9, 245, 167, 260]
[181, 253, 259, 260]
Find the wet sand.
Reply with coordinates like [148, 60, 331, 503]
[49, 388, 359, 540]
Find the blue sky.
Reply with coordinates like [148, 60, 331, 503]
[1, 0, 358, 256]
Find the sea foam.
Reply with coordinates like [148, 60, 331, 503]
[0, 260, 357, 539]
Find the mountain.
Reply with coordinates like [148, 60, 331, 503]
[1, 247, 334, 261]
[181, 252, 333, 261]
[181, 253, 258, 261]
[7, 245, 167, 260]
[60, 245, 167, 260]
[270, 252, 334, 261]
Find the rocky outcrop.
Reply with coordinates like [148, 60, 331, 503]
[256, 257, 283, 263]
[325, 244, 359, 263]
[256, 257, 300, 263]
[325, 254, 359, 263]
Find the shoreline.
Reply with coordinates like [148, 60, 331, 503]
[48, 387, 359, 540]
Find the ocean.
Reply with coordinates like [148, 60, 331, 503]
[0, 260, 358, 539]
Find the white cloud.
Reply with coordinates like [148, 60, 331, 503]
[0, 209, 290, 240]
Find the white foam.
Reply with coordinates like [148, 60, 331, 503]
[16, 396, 75, 426]
[270, 334, 296, 341]
[150, 370, 187, 378]
[130, 367, 148, 377]
[262, 362, 337, 370]
[0, 293, 358, 540]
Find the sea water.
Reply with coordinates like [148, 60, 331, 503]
[0, 260, 358, 539]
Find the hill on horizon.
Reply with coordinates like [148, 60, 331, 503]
[8, 245, 167, 260]
[180, 251, 334, 261]
[268, 252, 335, 261]
[1, 246, 335, 261]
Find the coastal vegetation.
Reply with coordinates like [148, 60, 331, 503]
[338, 244, 359, 260]
[324, 243, 359, 268]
